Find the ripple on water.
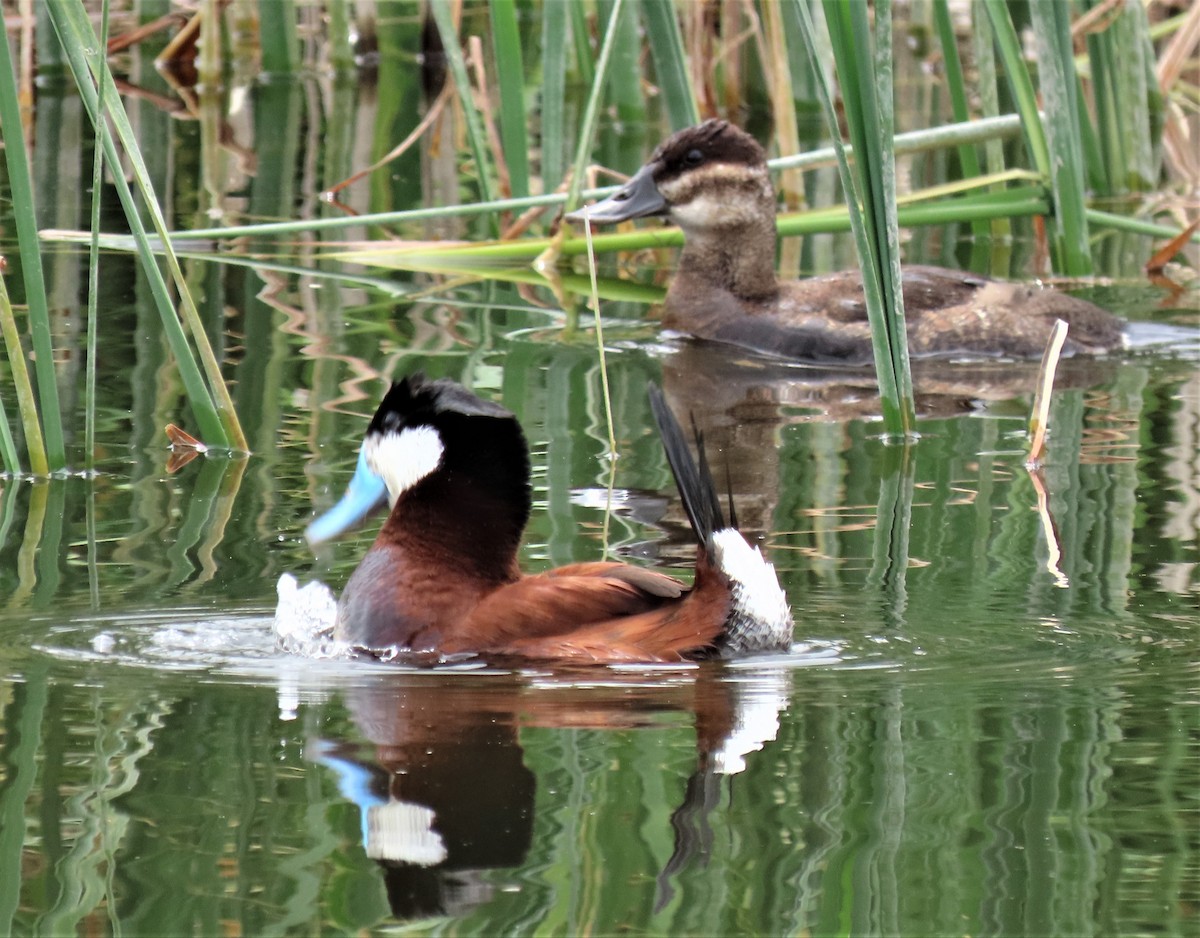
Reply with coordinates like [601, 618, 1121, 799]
[30, 607, 282, 673]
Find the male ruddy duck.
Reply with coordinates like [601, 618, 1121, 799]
[308, 374, 792, 662]
[568, 120, 1124, 362]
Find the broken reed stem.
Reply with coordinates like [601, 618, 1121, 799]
[1026, 318, 1069, 468]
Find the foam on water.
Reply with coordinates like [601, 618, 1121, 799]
[273, 573, 351, 659]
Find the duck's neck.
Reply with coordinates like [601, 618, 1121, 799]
[677, 213, 780, 300]
[380, 469, 528, 585]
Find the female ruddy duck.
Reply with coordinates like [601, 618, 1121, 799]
[569, 120, 1124, 362]
[307, 374, 792, 662]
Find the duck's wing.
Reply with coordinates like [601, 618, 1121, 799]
[776, 266, 1122, 357]
[541, 561, 686, 598]
[780, 266, 987, 324]
[454, 558, 735, 663]
[446, 562, 724, 661]
[456, 564, 683, 641]
[665, 266, 990, 363]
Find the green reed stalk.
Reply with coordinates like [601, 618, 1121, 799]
[540, 1, 569, 195]
[982, 0, 1052, 178]
[332, 191, 1178, 269]
[566, 0, 630, 464]
[85, 0, 111, 472]
[1084, 209, 1197, 241]
[0, 273, 48, 475]
[861, 0, 914, 433]
[969, 6, 1011, 242]
[970, 12, 1004, 173]
[608, 0, 644, 126]
[490, 0, 530, 199]
[565, 0, 628, 211]
[642, 0, 699, 128]
[569, 1, 594, 89]
[0, 389, 17, 473]
[48, 0, 242, 449]
[1028, 0, 1092, 276]
[0, 24, 66, 469]
[326, 0, 356, 72]
[75, 182, 1055, 272]
[980, 0, 1098, 275]
[429, 1, 497, 216]
[1085, 0, 1159, 193]
[932, 0, 981, 179]
[1074, 70, 1107, 197]
[802, 0, 915, 438]
[259, 0, 299, 75]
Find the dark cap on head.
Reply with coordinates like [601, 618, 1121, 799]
[649, 120, 767, 182]
[652, 121, 763, 170]
[368, 374, 515, 437]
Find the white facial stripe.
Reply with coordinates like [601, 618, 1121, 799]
[660, 163, 772, 231]
[671, 192, 762, 229]
[364, 424, 444, 503]
[659, 162, 766, 200]
[663, 160, 763, 188]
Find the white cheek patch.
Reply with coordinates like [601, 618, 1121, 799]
[660, 161, 762, 196]
[671, 192, 762, 230]
[672, 192, 726, 227]
[664, 163, 770, 232]
[364, 424, 444, 503]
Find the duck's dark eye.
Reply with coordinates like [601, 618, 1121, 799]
[684, 148, 704, 167]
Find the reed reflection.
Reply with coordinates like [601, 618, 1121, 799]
[657, 341, 1184, 614]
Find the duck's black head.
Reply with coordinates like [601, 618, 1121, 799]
[364, 374, 531, 524]
[304, 374, 532, 554]
[568, 120, 774, 232]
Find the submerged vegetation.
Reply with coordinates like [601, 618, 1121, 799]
[0, 0, 1197, 464]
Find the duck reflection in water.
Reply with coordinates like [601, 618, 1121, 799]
[307, 667, 793, 921]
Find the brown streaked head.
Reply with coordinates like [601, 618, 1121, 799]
[646, 119, 767, 184]
[567, 120, 774, 229]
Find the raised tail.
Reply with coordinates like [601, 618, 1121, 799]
[647, 385, 725, 546]
[647, 384, 794, 656]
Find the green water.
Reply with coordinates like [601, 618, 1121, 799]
[2, 16, 1198, 938]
